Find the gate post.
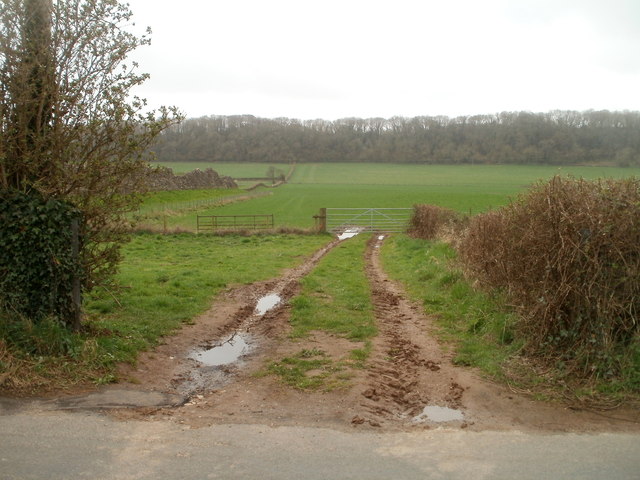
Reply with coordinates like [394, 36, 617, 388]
[314, 208, 327, 232]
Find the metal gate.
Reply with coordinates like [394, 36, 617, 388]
[325, 208, 412, 234]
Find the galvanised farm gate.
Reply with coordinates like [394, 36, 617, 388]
[322, 208, 412, 234]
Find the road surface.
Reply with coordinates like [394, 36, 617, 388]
[1, 407, 639, 480]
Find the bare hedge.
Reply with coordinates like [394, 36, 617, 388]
[458, 176, 640, 377]
[408, 204, 463, 240]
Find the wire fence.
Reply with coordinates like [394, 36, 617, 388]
[135, 191, 272, 216]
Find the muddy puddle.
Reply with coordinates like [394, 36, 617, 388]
[189, 333, 253, 367]
[187, 292, 283, 373]
[178, 333, 256, 395]
[413, 406, 465, 423]
[255, 294, 281, 315]
[177, 292, 286, 395]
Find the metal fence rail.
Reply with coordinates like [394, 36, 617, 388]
[197, 214, 274, 232]
[325, 208, 412, 233]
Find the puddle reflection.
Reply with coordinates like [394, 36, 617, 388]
[190, 333, 252, 366]
[255, 293, 281, 315]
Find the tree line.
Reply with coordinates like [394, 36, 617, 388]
[153, 111, 640, 166]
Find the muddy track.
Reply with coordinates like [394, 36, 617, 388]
[353, 235, 466, 427]
[56, 235, 640, 432]
[114, 234, 473, 429]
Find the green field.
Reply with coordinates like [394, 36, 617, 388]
[135, 188, 242, 214]
[144, 163, 640, 230]
[194, 183, 507, 229]
[289, 163, 637, 185]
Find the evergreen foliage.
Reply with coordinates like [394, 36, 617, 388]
[0, 191, 82, 326]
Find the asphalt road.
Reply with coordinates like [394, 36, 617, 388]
[1, 408, 639, 480]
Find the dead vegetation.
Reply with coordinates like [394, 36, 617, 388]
[407, 204, 466, 241]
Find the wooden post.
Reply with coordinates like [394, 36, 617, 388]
[315, 208, 327, 233]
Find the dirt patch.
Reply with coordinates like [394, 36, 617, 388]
[90, 236, 640, 432]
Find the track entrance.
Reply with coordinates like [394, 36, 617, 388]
[324, 208, 412, 234]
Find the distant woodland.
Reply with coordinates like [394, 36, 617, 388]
[153, 111, 640, 166]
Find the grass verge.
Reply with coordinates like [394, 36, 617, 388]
[262, 234, 376, 390]
[0, 233, 330, 394]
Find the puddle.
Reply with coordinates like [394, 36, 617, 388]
[255, 293, 281, 315]
[337, 228, 362, 240]
[189, 333, 252, 366]
[413, 405, 464, 423]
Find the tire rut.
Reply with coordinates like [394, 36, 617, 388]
[353, 234, 466, 428]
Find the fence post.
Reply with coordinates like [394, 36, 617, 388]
[315, 208, 327, 232]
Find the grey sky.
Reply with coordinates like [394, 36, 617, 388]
[127, 0, 640, 120]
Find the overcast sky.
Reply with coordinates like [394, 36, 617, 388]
[127, 0, 640, 121]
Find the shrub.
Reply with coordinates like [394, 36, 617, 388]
[459, 176, 640, 379]
[408, 204, 463, 240]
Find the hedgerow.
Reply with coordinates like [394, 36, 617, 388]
[458, 176, 640, 380]
[408, 204, 463, 240]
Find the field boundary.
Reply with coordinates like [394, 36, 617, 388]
[137, 191, 271, 215]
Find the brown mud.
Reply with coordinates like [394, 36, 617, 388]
[108, 235, 639, 432]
